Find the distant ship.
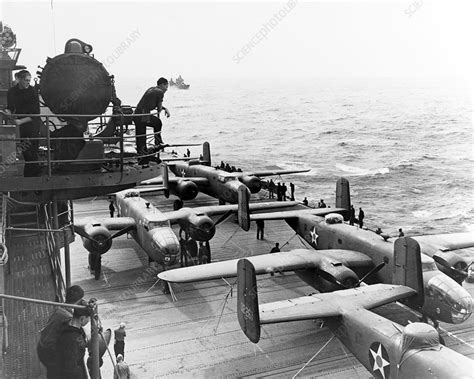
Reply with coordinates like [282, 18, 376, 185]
[170, 75, 190, 89]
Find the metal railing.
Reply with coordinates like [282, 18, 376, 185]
[0, 110, 162, 177]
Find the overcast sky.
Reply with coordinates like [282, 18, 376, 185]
[2, 1, 473, 81]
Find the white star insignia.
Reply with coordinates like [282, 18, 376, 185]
[370, 343, 390, 379]
[310, 227, 318, 246]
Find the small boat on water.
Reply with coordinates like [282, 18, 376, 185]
[170, 75, 190, 89]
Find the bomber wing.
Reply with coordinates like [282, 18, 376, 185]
[259, 284, 416, 323]
[249, 207, 347, 221]
[161, 201, 300, 223]
[411, 232, 474, 251]
[140, 177, 210, 186]
[171, 177, 210, 184]
[243, 169, 310, 177]
[74, 217, 136, 231]
[158, 248, 373, 282]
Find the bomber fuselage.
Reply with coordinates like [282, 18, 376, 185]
[170, 162, 246, 204]
[115, 190, 180, 265]
[327, 307, 473, 379]
[287, 215, 473, 324]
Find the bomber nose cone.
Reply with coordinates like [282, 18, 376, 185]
[450, 284, 473, 323]
[151, 229, 180, 266]
[453, 292, 473, 323]
[163, 249, 178, 266]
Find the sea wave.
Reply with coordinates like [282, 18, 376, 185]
[335, 164, 389, 176]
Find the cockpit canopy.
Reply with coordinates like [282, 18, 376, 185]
[218, 175, 237, 183]
[325, 213, 343, 224]
[148, 220, 171, 229]
[124, 190, 140, 198]
[421, 255, 438, 272]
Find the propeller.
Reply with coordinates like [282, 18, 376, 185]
[354, 262, 386, 287]
[103, 225, 135, 244]
[73, 225, 103, 245]
[73, 224, 134, 250]
[315, 269, 352, 290]
[432, 255, 468, 284]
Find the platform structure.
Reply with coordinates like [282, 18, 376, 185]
[0, 195, 76, 378]
[67, 192, 474, 379]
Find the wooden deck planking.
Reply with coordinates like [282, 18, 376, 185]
[67, 192, 474, 379]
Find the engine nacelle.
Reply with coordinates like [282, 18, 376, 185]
[296, 258, 359, 292]
[82, 224, 112, 255]
[175, 180, 199, 201]
[240, 176, 262, 194]
[180, 214, 215, 241]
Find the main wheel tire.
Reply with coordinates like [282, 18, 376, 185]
[173, 199, 184, 210]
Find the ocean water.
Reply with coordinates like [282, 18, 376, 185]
[117, 77, 473, 236]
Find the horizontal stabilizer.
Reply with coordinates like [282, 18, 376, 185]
[245, 169, 311, 177]
[162, 201, 301, 224]
[259, 283, 416, 324]
[250, 207, 348, 221]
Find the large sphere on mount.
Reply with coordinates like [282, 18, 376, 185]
[40, 53, 112, 121]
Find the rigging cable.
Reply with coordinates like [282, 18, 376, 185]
[292, 334, 335, 378]
[50, 0, 57, 54]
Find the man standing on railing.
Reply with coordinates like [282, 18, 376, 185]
[133, 77, 170, 165]
[5, 70, 41, 176]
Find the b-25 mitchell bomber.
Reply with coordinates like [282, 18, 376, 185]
[141, 142, 310, 207]
[159, 178, 473, 326]
[237, 239, 473, 379]
[74, 187, 299, 278]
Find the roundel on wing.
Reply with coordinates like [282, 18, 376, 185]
[368, 341, 390, 379]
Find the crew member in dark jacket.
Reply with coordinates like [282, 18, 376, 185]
[37, 285, 84, 379]
[133, 77, 170, 164]
[56, 299, 90, 379]
[6, 70, 41, 176]
[358, 208, 365, 228]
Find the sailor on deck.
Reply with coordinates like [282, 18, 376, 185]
[5, 69, 41, 176]
[133, 77, 170, 165]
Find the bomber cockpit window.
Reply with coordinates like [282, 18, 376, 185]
[149, 220, 170, 229]
[125, 191, 140, 198]
[422, 261, 438, 272]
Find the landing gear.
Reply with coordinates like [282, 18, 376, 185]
[88, 253, 102, 280]
[162, 280, 170, 294]
[173, 199, 183, 210]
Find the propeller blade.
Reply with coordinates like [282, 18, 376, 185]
[212, 210, 234, 228]
[316, 268, 349, 290]
[433, 255, 467, 283]
[73, 226, 102, 245]
[355, 261, 386, 287]
[103, 225, 135, 245]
